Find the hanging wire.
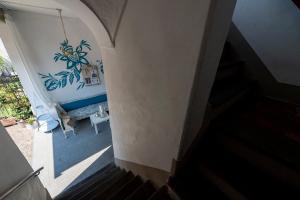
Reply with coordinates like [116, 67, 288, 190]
[57, 9, 68, 42]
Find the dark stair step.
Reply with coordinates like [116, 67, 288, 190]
[169, 168, 229, 200]
[218, 60, 244, 71]
[201, 141, 296, 199]
[107, 175, 144, 200]
[55, 163, 116, 200]
[74, 169, 127, 200]
[198, 165, 247, 200]
[220, 42, 237, 63]
[90, 171, 135, 200]
[215, 62, 243, 82]
[148, 186, 172, 200]
[209, 80, 252, 107]
[208, 85, 254, 121]
[218, 135, 300, 193]
[233, 122, 300, 171]
[124, 180, 156, 200]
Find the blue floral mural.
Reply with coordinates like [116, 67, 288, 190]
[39, 40, 101, 91]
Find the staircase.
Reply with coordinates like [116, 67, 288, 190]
[55, 163, 174, 200]
[206, 42, 256, 121]
[170, 41, 300, 199]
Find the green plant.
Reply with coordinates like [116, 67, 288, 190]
[0, 56, 33, 120]
[26, 117, 35, 125]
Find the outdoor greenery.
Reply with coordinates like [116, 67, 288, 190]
[0, 56, 33, 120]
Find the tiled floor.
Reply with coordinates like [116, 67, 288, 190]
[32, 119, 114, 198]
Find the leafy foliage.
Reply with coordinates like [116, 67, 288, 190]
[0, 60, 33, 120]
[39, 40, 92, 91]
[77, 81, 85, 90]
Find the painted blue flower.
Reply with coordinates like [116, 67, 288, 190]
[54, 40, 91, 69]
[40, 40, 96, 91]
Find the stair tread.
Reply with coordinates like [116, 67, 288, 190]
[201, 144, 289, 198]
[90, 171, 135, 200]
[209, 80, 252, 107]
[169, 170, 228, 200]
[214, 137, 300, 196]
[209, 85, 254, 120]
[219, 60, 244, 70]
[148, 186, 172, 200]
[198, 164, 247, 200]
[234, 120, 300, 171]
[107, 175, 144, 200]
[124, 180, 156, 200]
[215, 63, 243, 82]
[55, 163, 116, 200]
[74, 169, 127, 200]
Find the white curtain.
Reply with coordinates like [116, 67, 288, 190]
[4, 12, 54, 113]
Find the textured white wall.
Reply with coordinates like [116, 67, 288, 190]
[101, 0, 213, 172]
[10, 11, 105, 104]
[233, 0, 300, 86]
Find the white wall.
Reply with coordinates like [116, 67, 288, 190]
[0, 125, 48, 200]
[10, 11, 105, 104]
[233, 0, 300, 86]
[101, 0, 213, 172]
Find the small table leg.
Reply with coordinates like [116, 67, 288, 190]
[90, 118, 93, 127]
[95, 123, 98, 134]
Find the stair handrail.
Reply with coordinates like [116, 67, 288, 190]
[0, 167, 44, 200]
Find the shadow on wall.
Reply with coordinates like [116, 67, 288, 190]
[228, 23, 300, 105]
[52, 119, 113, 178]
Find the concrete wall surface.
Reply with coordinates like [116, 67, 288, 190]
[233, 0, 300, 86]
[100, 0, 232, 172]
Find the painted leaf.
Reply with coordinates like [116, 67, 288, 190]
[65, 47, 73, 52]
[67, 60, 74, 69]
[46, 80, 59, 91]
[79, 58, 89, 64]
[60, 56, 68, 61]
[61, 40, 68, 47]
[39, 73, 49, 79]
[76, 46, 82, 52]
[69, 73, 74, 84]
[54, 53, 63, 62]
[44, 79, 53, 87]
[77, 81, 85, 90]
[74, 68, 81, 82]
[55, 71, 69, 77]
[61, 77, 67, 88]
[80, 40, 91, 50]
[78, 52, 87, 57]
[57, 80, 61, 88]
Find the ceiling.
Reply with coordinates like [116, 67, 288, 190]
[0, 0, 75, 17]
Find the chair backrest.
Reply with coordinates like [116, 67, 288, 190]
[55, 105, 66, 130]
[55, 104, 67, 115]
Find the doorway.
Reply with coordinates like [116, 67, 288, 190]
[0, 8, 114, 198]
